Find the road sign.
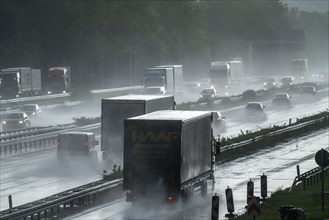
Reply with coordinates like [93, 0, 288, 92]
[247, 196, 260, 216]
[315, 149, 329, 167]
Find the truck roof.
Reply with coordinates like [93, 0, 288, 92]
[127, 110, 211, 121]
[1, 67, 32, 72]
[60, 131, 94, 136]
[103, 94, 174, 102]
[155, 65, 182, 68]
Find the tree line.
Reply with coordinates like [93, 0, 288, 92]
[0, 1, 328, 89]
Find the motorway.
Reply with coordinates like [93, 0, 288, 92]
[63, 129, 328, 220]
[0, 87, 328, 219]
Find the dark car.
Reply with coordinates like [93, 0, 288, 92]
[212, 111, 226, 130]
[1, 112, 31, 131]
[199, 88, 217, 102]
[20, 104, 42, 117]
[299, 86, 317, 96]
[272, 93, 292, 106]
[280, 77, 294, 88]
[263, 78, 277, 90]
[244, 102, 266, 120]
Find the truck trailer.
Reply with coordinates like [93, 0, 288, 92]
[0, 67, 41, 99]
[101, 95, 175, 165]
[47, 66, 71, 94]
[123, 110, 216, 203]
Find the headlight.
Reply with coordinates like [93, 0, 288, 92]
[273, 83, 276, 85]
[63, 91, 66, 94]
[264, 83, 267, 85]
[212, 95, 214, 97]
[290, 83, 293, 85]
[200, 95, 203, 98]
[2, 121, 6, 124]
[32, 112, 36, 115]
[16, 94, 19, 98]
[47, 91, 51, 94]
[301, 76, 304, 79]
[210, 85, 214, 89]
[281, 83, 283, 85]
[225, 85, 228, 88]
[225, 92, 229, 96]
[197, 83, 201, 87]
[19, 121, 23, 124]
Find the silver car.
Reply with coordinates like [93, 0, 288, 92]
[1, 112, 31, 131]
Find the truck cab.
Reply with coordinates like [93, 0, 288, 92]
[57, 132, 99, 160]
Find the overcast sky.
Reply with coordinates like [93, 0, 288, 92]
[282, 0, 329, 13]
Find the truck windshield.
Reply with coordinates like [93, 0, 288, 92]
[144, 77, 165, 87]
[0, 74, 19, 86]
[48, 70, 64, 82]
[3, 113, 23, 119]
[209, 70, 228, 78]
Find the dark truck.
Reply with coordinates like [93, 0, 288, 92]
[123, 110, 216, 203]
[101, 95, 175, 165]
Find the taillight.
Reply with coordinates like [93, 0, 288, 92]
[168, 196, 174, 201]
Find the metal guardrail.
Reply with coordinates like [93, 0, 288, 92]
[0, 123, 101, 156]
[0, 86, 144, 110]
[221, 116, 328, 152]
[0, 179, 123, 220]
[0, 124, 76, 141]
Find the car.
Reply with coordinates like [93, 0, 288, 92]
[299, 86, 317, 96]
[263, 78, 277, 90]
[244, 102, 266, 120]
[143, 86, 166, 95]
[280, 77, 294, 88]
[20, 104, 42, 117]
[199, 88, 218, 102]
[301, 82, 318, 91]
[212, 111, 226, 130]
[1, 112, 31, 131]
[272, 93, 292, 106]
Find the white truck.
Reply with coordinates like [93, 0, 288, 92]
[101, 95, 176, 165]
[289, 59, 308, 83]
[57, 132, 99, 160]
[209, 61, 243, 96]
[0, 67, 41, 99]
[144, 65, 183, 95]
[47, 66, 71, 94]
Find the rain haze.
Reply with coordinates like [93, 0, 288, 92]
[0, 1, 328, 220]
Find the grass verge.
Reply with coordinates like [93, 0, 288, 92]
[234, 171, 329, 220]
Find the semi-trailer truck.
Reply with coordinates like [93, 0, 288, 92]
[144, 67, 181, 95]
[209, 60, 243, 96]
[0, 67, 41, 99]
[47, 66, 71, 94]
[155, 65, 183, 94]
[101, 95, 175, 165]
[289, 59, 307, 83]
[123, 110, 216, 203]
